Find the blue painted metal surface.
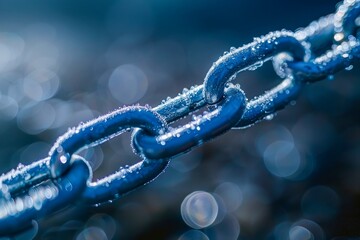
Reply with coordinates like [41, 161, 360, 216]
[133, 85, 246, 160]
[203, 31, 306, 105]
[154, 85, 205, 123]
[334, 0, 360, 42]
[1, 0, 360, 236]
[82, 158, 169, 204]
[0, 156, 90, 235]
[288, 39, 360, 82]
[48, 107, 169, 204]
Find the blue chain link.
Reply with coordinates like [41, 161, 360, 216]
[48, 107, 169, 204]
[0, 155, 90, 235]
[1, 0, 360, 236]
[133, 85, 246, 160]
[334, 0, 360, 42]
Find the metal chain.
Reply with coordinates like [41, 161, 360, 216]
[1, 0, 359, 236]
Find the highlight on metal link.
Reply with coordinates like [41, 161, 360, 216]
[0, 0, 359, 237]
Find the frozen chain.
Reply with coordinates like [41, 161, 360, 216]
[0, 0, 360, 236]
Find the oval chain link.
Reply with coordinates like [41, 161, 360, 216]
[0, 0, 359, 236]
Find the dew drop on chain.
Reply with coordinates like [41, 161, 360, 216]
[345, 65, 353, 71]
[265, 114, 275, 121]
[229, 46, 237, 52]
[248, 61, 264, 71]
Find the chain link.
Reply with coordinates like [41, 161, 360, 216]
[1, 0, 360, 236]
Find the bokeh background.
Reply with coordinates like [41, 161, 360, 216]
[0, 0, 359, 239]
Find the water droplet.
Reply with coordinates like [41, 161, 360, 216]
[160, 141, 165, 146]
[289, 226, 314, 240]
[334, 32, 344, 42]
[327, 75, 334, 81]
[33, 198, 42, 210]
[60, 155, 68, 164]
[229, 46, 236, 52]
[226, 61, 234, 69]
[248, 61, 263, 71]
[345, 65, 353, 71]
[65, 181, 73, 191]
[265, 114, 274, 121]
[182, 88, 189, 94]
[24, 173, 31, 181]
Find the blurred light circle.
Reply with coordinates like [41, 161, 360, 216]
[214, 182, 243, 212]
[50, 100, 95, 132]
[108, 64, 148, 104]
[26, 38, 59, 63]
[273, 221, 292, 240]
[204, 215, 240, 240]
[292, 219, 325, 240]
[79, 147, 104, 172]
[289, 226, 314, 240]
[23, 69, 60, 101]
[19, 142, 51, 165]
[178, 230, 209, 240]
[11, 220, 38, 240]
[292, 114, 335, 154]
[170, 151, 201, 173]
[211, 193, 227, 225]
[0, 95, 18, 120]
[236, 184, 269, 227]
[17, 101, 56, 135]
[287, 153, 315, 181]
[181, 191, 218, 229]
[263, 140, 301, 178]
[0, 32, 25, 72]
[26, 23, 57, 41]
[76, 226, 108, 240]
[301, 186, 340, 220]
[255, 125, 294, 155]
[47, 99, 72, 129]
[86, 214, 116, 240]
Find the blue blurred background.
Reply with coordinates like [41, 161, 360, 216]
[0, 0, 359, 239]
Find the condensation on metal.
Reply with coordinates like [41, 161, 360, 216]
[0, 0, 360, 237]
[48, 106, 167, 178]
[0, 155, 90, 235]
[133, 85, 246, 160]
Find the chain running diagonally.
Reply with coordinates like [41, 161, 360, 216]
[0, 0, 359, 236]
